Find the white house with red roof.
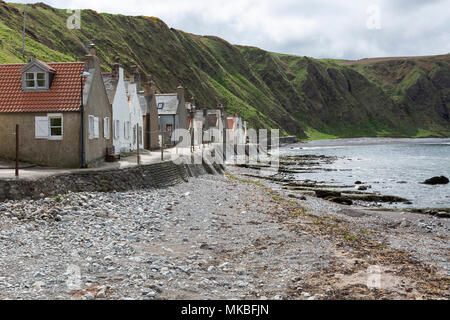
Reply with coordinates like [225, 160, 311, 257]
[0, 46, 113, 168]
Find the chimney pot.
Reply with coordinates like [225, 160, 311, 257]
[89, 43, 96, 56]
[111, 63, 120, 81]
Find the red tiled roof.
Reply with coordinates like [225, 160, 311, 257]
[0, 62, 86, 113]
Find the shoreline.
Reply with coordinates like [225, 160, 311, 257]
[0, 164, 448, 299]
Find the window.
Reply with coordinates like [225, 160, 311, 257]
[25, 72, 46, 89]
[124, 121, 130, 140]
[49, 115, 63, 139]
[89, 116, 95, 139]
[94, 117, 99, 139]
[157, 102, 164, 109]
[166, 124, 173, 132]
[35, 114, 63, 140]
[133, 125, 137, 144]
[104, 117, 110, 139]
[114, 120, 120, 139]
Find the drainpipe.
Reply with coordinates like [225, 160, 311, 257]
[80, 71, 89, 168]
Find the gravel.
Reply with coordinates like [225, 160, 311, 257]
[0, 166, 448, 300]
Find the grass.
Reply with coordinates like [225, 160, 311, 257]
[341, 231, 358, 242]
[0, 2, 448, 139]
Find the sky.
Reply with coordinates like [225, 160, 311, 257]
[11, 0, 450, 60]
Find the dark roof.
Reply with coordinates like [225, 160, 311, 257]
[102, 73, 118, 104]
[155, 94, 179, 115]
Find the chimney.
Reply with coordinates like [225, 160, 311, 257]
[88, 43, 96, 56]
[111, 63, 120, 81]
[84, 43, 100, 70]
[144, 80, 155, 97]
[131, 64, 141, 90]
[177, 83, 184, 102]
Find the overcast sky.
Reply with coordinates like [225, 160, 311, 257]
[12, 0, 450, 60]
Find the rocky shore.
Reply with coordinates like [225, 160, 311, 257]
[0, 163, 448, 300]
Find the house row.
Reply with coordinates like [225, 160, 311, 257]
[0, 46, 247, 169]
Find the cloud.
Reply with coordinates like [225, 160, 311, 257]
[10, 0, 450, 59]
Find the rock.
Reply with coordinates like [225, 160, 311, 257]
[218, 262, 230, 269]
[85, 292, 95, 300]
[423, 176, 449, 185]
[354, 181, 363, 185]
[32, 281, 45, 291]
[356, 185, 368, 191]
[236, 281, 248, 288]
[327, 197, 353, 205]
[315, 190, 341, 199]
[206, 265, 215, 272]
[436, 212, 450, 218]
[96, 286, 107, 299]
[236, 268, 246, 276]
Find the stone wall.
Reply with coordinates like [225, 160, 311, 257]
[0, 160, 221, 202]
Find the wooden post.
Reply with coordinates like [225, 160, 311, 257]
[15, 124, 19, 177]
[161, 131, 164, 161]
[136, 124, 140, 165]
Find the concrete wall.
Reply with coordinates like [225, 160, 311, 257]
[0, 161, 220, 202]
[0, 112, 81, 168]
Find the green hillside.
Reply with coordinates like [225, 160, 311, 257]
[1, 2, 449, 138]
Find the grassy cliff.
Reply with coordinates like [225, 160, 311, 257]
[1, 2, 449, 138]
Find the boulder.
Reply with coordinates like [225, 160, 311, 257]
[423, 176, 449, 185]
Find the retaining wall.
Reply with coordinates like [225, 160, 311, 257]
[0, 161, 221, 202]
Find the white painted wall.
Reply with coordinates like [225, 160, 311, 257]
[127, 83, 144, 150]
[112, 68, 131, 152]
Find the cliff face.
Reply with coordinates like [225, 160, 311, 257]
[0, 2, 449, 138]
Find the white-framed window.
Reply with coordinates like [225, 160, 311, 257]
[89, 115, 94, 139]
[48, 114, 63, 140]
[35, 114, 63, 140]
[124, 121, 130, 140]
[88, 115, 99, 139]
[104, 117, 110, 139]
[114, 120, 120, 139]
[25, 72, 46, 89]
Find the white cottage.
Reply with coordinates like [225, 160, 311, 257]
[125, 81, 144, 151]
[103, 64, 132, 153]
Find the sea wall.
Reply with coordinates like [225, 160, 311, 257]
[0, 161, 221, 202]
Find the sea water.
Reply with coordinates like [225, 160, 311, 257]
[280, 138, 450, 208]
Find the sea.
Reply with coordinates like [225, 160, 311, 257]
[280, 138, 450, 208]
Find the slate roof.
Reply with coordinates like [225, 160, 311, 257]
[138, 94, 148, 114]
[155, 94, 179, 115]
[101, 73, 117, 104]
[0, 62, 85, 113]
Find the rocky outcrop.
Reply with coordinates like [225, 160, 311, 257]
[423, 176, 449, 185]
